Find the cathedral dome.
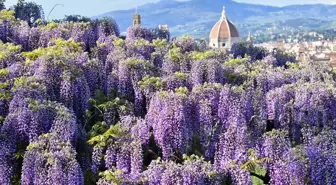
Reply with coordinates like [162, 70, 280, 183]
[210, 7, 239, 40]
[209, 6, 241, 50]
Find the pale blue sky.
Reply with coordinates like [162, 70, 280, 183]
[4, 0, 336, 19]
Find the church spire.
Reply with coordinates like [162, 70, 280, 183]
[221, 6, 227, 20]
[133, 7, 141, 26]
[247, 31, 253, 44]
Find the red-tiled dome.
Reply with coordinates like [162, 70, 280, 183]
[209, 7, 239, 40]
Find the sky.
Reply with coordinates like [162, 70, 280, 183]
[4, 0, 336, 19]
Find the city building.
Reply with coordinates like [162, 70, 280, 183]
[158, 24, 169, 31]
[256, 39, 336, 67]
[131, 8, 170, 40]
[157, 24, 170, 40]
[133, 7, 141, 26]
[209, 6, 243, 50]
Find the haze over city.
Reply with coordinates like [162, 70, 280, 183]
[3, 0, 336, 19]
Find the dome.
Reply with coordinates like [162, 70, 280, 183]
[209, 6, 241, 50]
[209, 7, 239, 40]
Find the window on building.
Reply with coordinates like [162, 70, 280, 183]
[213, 43, 215, 46]
[222, 43, 226, 47]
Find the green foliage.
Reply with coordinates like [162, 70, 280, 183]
[23, 38, 84, 72]
[286, 61, 300, 69]
[14, 150, 25, 160]
[174, 72, 188, 80]
[226, 73, 249, 85]
[187, 136, 205, 158]
[0, 116, 4, 126]
[0, 10, 16, 22]
[138, 75, 163, 90]
[0, 42, 22, 61]
[0, 81, 8, 89]
[168, 47, 183, 62]
[0, 68, 9, 78]
[113, 38, 124, 47]
[99, 169, 125, 185]
[85, 91, 107, 131]
[41, 22, 58, 30]
[23, 38, 83, 62]
[190, 50, 215, 60]
[124, 57, 154, 70]
[88, 123, 128, 147]
[192, 83, 222, 97]
[240, 149, 271, 172]
[175, 86, 189, 95]
[11, 173, 21, 185]
[83, 169, 98, 185]
[151, 38, 169, 60]
[26, 98, 43, 112]
[91, 89, 109, 105]
[152, 38, 168, 49]
[88, 121, 109, 138]
[134, 38, 151, 49]
[267, 129, 289, 138]
[251, 167, 267, 185]
[12, 76, 42, 92]
[96, 40, 107, 48]
[224, 57, 250, 68]
[26, 134, 49, 151]
[0, 81, 11, 101]
[158, 90, 169, 98]
[87, 90, 129, 115]
[240, 149, 271, 185]
[34, 18, 44, 26]
[182, 154, 203, 161]
[85, 89, 132, 147]
[203, 82, 221, 90]
[55, 104, 74, 120]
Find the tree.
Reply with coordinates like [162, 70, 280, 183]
[91, 17, 120, 37]
[150, 27, 170, 41]
[231, 42, 268, 61]
[52, 15, 91, 23]
[0, 0, 5, 10]
[271, 49, 296, 67]
[64, 15, 91, 22]
[11, 0, 44, 26]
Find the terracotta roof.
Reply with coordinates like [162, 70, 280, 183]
[210, 19, 239, 40]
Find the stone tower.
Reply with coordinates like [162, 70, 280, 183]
[247, 31, 253, 44]
[133, 7, 141, 26]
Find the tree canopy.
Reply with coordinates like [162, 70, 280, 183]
[0, 0, 5, 10]
[11, 0, 44, 26]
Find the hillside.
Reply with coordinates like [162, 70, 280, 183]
[93, 0, 336, 38]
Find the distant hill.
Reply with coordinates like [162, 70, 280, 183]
[92, 0, 336, 38]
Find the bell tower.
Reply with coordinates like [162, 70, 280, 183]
[247, 31, 253, 44]
[133, 7, 141, 26]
